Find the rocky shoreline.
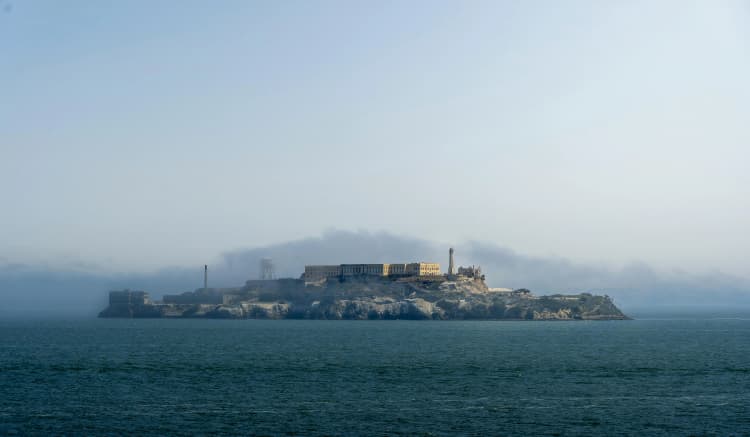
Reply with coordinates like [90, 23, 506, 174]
[99, 276, 629, 320]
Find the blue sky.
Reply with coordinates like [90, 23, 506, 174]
[1, 1, 749, 277]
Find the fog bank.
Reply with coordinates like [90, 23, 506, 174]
[1, 230, 748, 318]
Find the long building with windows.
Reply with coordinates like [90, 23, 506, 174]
[304, 262, 441, 282]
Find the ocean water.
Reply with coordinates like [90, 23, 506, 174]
[1, 319, 749, 436]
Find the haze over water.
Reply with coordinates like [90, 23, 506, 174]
[2, 1, 750, 435]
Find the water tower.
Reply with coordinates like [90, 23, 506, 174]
[260, 258, 276, 280]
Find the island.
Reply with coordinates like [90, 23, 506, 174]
[100, 248, 628, 320]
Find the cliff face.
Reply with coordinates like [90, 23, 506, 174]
[99, 277, 629, 320]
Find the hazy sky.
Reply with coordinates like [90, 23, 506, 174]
[1, 1, 748, 277]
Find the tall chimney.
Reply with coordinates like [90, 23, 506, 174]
[449, 248, 454, 276]
[204, 265, 208, 290]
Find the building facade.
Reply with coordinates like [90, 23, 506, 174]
[457, 265, 482, 279]
[109, 290, 150, 306]
[303, 262, 441, 282]
[405, 262, 442, 276]
[303, 265, 343, 282]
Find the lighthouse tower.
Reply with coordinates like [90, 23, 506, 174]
[448, 248, 455, 276]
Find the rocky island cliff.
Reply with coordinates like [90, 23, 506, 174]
[99, 275, 628, 321]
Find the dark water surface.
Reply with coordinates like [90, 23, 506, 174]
[1, 319, 749, 435]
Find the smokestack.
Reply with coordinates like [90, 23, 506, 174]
[204, 265, 208, 290]
[449, 248, 454, 276]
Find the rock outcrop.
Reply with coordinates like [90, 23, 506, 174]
[99, 276, 629, 320]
